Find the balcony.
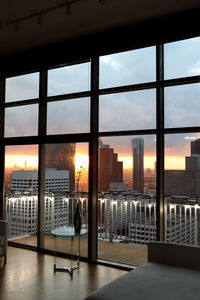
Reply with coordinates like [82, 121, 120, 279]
[7, 192, 200, 267]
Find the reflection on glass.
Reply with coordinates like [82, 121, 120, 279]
[48, 62, 90, 96]
[100, 46, 156, 88]
[99, 90, 156, 132]
[5, 104, 38, 137]
[47, 98, 90, 134]
[98, 136, 156, 266]
[165, 133, 200, 246]
[165, 83, 200, 128]
[44, 143, 88, 257]
[164, 36, 200, 79]
[6, 72, 39, 102]
[5, 145, 38, 247]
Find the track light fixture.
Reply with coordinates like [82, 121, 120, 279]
[0, 0, 85, 33]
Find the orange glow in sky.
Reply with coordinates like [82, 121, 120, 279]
[118, 156, 156, 169]
[75, 155, 157, 170]
[5, 154, 90, 171]
[165, 156, 185, 170]
[75, 154, 89, 170]
[5, 154, 185, 171]
[5, 155, 38, 169]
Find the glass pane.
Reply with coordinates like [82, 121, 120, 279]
[5, 104, 38, 137]
[100, 46, 156, 89]
[5, 145, 38, 247]
[98, 135, 156, 266]
[165, 83, 200, 128]
[165, 36, 200, 79]
[44, 143, 89, 258]
[6, 72, 39, 102]
[47, 98, 90, 134]
[48, 62, 90, 96]
[165, 133, 200, 246]
[99, 90, 156, 132]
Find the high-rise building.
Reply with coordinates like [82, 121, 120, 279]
[165, 140, 200, 197]
[8, 195, 56, 236]
[99, 144, 123, 192]
[191, 139, 200, 155]
[129, 214, 195, 245]
[9, 168, 71, 237]
[7, 193, 71, 237]
[132, 138, 144, 193]
[99, 196, 196, 246]
[11, 168, 69, 192]
[45, 144, 75, 192]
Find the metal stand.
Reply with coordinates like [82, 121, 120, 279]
[54, 235, 80, 278]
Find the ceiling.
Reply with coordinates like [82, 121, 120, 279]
[0, 0, 200, 56]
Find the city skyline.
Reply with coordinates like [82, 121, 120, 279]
[5, 139, 200, 171]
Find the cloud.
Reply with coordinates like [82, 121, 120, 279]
[165, 133, 200, 157]
[48, 62, 90, 96]
[6, 72, 39, 102]
[189, 60, 200, 76]
[184, 136, 197, 141]
[100, 56, 122, 71]
[100, 46, 156, 88]
[99, 89, 156, 131]
[165, 83, 200, 128]
[165, 36, 200, 79]
[47, 98, 90, 134]
[4, 37, 200, 162]
[5, 104, 38, 137]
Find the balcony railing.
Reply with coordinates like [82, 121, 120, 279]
[6, 192, 200, 247]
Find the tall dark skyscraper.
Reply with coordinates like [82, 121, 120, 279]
[132, 138, 144, 193]
[99, 144, 123, 192]
[165, 139, 200, 197]
[45, 143, 76, 192]
[191, 139, 200, 155]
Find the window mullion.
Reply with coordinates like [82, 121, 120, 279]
[88, 57, 99, 262]
[38, 70, 47, 250]
[0, 78, 5, 219]
[156, 44, 165, 241]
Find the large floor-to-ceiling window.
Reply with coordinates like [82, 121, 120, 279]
[164, 37, 200, 247]
[97, 47, 157, 266]
[1, 34, 200, 267]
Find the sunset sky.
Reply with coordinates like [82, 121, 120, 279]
[4, 153, 189, 171]
[4, 143, 191, 171]
[4, 134, 200, 171]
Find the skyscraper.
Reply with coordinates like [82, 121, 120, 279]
[132, 138, 144, 193]
[11, 169, 69, 192]
[191, 139, 200, 155]
[45, 143, 75, 192]
[99, 144, 123, 192]
[165, 139, 200, 197]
